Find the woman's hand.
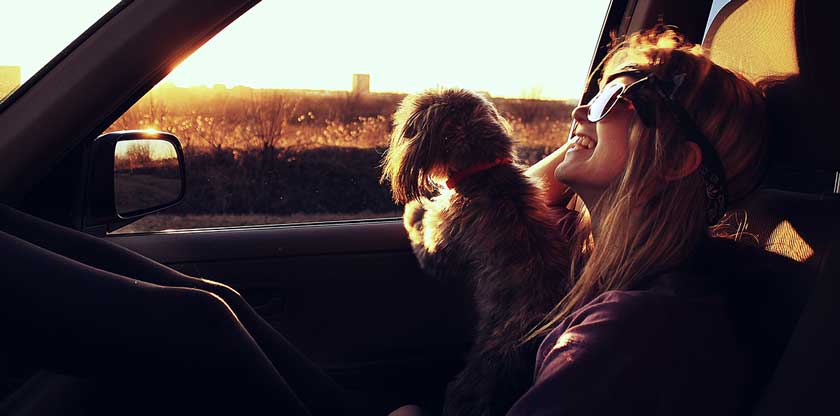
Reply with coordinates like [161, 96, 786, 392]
[525, 141, 574, 208]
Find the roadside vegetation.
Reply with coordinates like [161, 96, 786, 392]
[108, 84, 574, 232]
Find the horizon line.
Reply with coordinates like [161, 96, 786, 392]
[150, 81, 579, 102]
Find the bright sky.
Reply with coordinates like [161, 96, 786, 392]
[3, 0, 611, 99]
[2, 1, 117, 81]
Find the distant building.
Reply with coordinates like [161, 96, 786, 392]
[0, 66, 22, 98]
[352, 73, 370, 95]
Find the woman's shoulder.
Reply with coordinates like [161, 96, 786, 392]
[511, 239, 809, 415]
[548, 236, 796, 349]
[557, 262, 731, 325]
[542, 285, 732, 356]
[514, 286, 746, 415]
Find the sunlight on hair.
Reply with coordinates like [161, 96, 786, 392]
[766, 220, 814, 263]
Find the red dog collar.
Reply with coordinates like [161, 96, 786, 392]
[446, 158, 513, 189]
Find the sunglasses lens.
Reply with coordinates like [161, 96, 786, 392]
[587, 82, 624, 122]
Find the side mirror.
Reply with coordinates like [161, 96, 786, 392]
[84, 130, 186, 235]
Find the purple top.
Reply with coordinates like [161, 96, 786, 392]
[507, 281, 749, 415]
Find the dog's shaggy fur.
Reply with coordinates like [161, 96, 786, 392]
[381, 88, 572, 416]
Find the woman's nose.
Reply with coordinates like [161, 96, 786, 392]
[571, 104, 590, 126]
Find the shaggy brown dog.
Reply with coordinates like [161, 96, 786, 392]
[381, 88, 572, 416]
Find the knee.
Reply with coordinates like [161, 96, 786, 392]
[195, 278, 244, 306]
[128, 287, 247, 364]
[154, 286, 239, 332]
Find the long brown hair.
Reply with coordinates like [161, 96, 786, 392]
[526, 27, 768, 341]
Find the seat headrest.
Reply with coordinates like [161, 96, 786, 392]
[704, 0, 840, 185]
[703, 0, 799, 83]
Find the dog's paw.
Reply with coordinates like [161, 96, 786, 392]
[403, 199, 427, 230]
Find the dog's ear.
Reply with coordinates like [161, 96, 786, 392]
[381, 94, 449, 203]
[381, 88, 516, 202]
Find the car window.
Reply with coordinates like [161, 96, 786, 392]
[1, 1, 119, 102]
[105, 0, 612, 233]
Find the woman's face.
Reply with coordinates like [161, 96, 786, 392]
[555, 75, 639, 203]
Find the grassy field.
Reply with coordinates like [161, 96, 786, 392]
[108, 85, 573, 151]
[107, 85, 573, 233]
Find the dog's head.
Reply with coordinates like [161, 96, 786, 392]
[381, 88, 515, 203]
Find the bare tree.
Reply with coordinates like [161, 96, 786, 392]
[110, 104, 145, 131]
[115, 142, 152, 171]
[169, 91, 247, 155]
[243, 90, 300, 153]
[145, 93, 168, 126]
[110, 92, 169, 131]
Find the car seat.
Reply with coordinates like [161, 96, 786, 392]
[704, 0, 840, 414]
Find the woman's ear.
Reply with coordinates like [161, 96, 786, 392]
[665, 141, 702, 181]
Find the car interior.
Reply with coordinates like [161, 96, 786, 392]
[0, 0, 837, 414]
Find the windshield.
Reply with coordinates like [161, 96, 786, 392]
[1, 1, 119, 102]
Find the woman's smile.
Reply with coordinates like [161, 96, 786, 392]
[567, 135, 597, 155]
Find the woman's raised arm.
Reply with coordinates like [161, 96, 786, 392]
[525, 140, 574, 208]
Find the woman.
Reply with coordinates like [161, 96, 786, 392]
[392, 26, 769, 416]
[504, 27, 769, 414]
